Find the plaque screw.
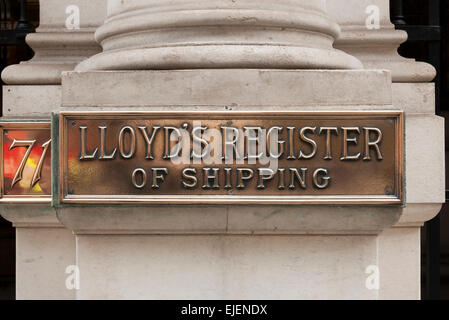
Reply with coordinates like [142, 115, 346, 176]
[227, 121, 233, 126]
[71, 121, 76, 126]
[4, 130, 8, 135]
[68, 189, 75, 195]
[385, 187, 393, 195]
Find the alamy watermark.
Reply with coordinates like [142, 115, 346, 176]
[365, 5, 381, 30]
[65, 265, 80, 290]
[65, 5, 80, 30]
[365, 265, 380, 290]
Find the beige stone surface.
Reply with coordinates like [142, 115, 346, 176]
[2, 85, 61, 118]
[62, 69, 392, 108]
[0, 206, 76, 300]
[405, 115, 445, 204]
[378, 227, 421, 299]
[226, 206, 401, 235]
[0, 205, 59, 228]
[396, 204, 443, 227]
[16, 227, 76, 300]
[76, 234, 378, 300]
[39, 0, 107, 30]
[56, 205, 401, 236]
[392, 83, 435, 114]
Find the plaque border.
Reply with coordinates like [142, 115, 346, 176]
[57, 111, 404, 206]
[0, 121, 52, 204]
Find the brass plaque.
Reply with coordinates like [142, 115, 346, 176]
[0, 122, 52, 203]
[58, 111, 404, 205]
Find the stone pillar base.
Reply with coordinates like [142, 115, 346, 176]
[53, 68, 423, 299]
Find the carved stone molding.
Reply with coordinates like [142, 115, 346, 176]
[1, 0, 107, 85]
[328, 0, 436, 83]
[76, 0, 362, 71]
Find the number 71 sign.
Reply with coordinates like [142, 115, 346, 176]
[0, 122, 52, 203]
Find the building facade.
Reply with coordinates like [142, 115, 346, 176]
[0, 0, 445, 299]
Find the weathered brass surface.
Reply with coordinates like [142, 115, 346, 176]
[0, 122, 52, 203]
[59, 111, 404, 205]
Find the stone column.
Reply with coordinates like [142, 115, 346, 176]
[1, 0, 444, 300]
[55, 0, 416, 300]
[0, 0, 107, 300]
[328, 0, 444, 299]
